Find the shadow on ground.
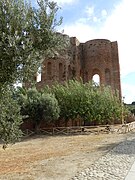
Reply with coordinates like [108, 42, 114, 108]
[97, 131, 135, 155]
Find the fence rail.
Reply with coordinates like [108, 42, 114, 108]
[22, 122, 135, 137]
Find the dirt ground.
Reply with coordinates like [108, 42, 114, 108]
[0, 129, 134, 180]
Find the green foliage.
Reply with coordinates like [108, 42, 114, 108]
[126, 104, 135, 116]
[0, 86, 22, 146]
[42, 80, 127, 125]
[17, 87, 60, 131]
[0, 0, 64, 86]
[14, 81, 129, 132]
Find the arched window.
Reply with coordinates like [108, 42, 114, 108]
[105, 68, 111, 86]
[92, 74, 100, 85]
[47, 62, 52, 80]
[59, 63, 63, 80]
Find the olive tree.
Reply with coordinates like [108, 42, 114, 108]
[17, 87, 60, 132]
[0, 0, 64, 85]
[0, 0, 64, 145]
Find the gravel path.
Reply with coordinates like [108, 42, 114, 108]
[72, 136, 135, 180]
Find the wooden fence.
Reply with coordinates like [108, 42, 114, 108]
[22, 122, 135, 137]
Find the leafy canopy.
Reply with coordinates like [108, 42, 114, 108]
[42, 80, 127, 125]
[17, 87, 60, 132]
[0, 0, 63, 86]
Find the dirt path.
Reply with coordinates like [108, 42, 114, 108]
[0, 131, 134, 180]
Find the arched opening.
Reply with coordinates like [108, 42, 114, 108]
[92, 74, 100, 85]
[59, 63, 63, 80]
[47, 62, 52, 80]
[105, 68, 111, 86]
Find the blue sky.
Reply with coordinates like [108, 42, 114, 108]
[32, 0, 135, 104]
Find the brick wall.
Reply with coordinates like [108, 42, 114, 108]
[35, 37, 121, 99]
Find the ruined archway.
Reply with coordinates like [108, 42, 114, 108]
[82, 39, 121, 98]
[91, 68, 102, 85]
[37, 38, 121, 98]
[92, 74, 100, 85]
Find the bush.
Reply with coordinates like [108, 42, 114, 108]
[17, 87, 60, 132]
[42, 80, 127, 125]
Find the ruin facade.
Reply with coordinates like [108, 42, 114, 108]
[37, 35, 121, 98]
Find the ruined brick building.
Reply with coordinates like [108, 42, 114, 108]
[37, 35, 121, 98]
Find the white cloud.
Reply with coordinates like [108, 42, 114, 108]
[93, 16, 101, 23]
[86, 6, 94, 17]
[93, 16, 98, 23]
[55, 0, 77, 6]
[98, 0, 135, 77]
[77, 18, 88, 24]
[101, 9, 107, 18]
[62, 22, 96, 42]
[85, 5, 101, 23]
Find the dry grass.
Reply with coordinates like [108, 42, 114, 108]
[0, 131, 133, 179]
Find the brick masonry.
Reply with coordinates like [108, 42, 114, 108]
[37, 35, 121, 98]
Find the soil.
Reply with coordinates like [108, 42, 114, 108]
[0, 129, 134, 180]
